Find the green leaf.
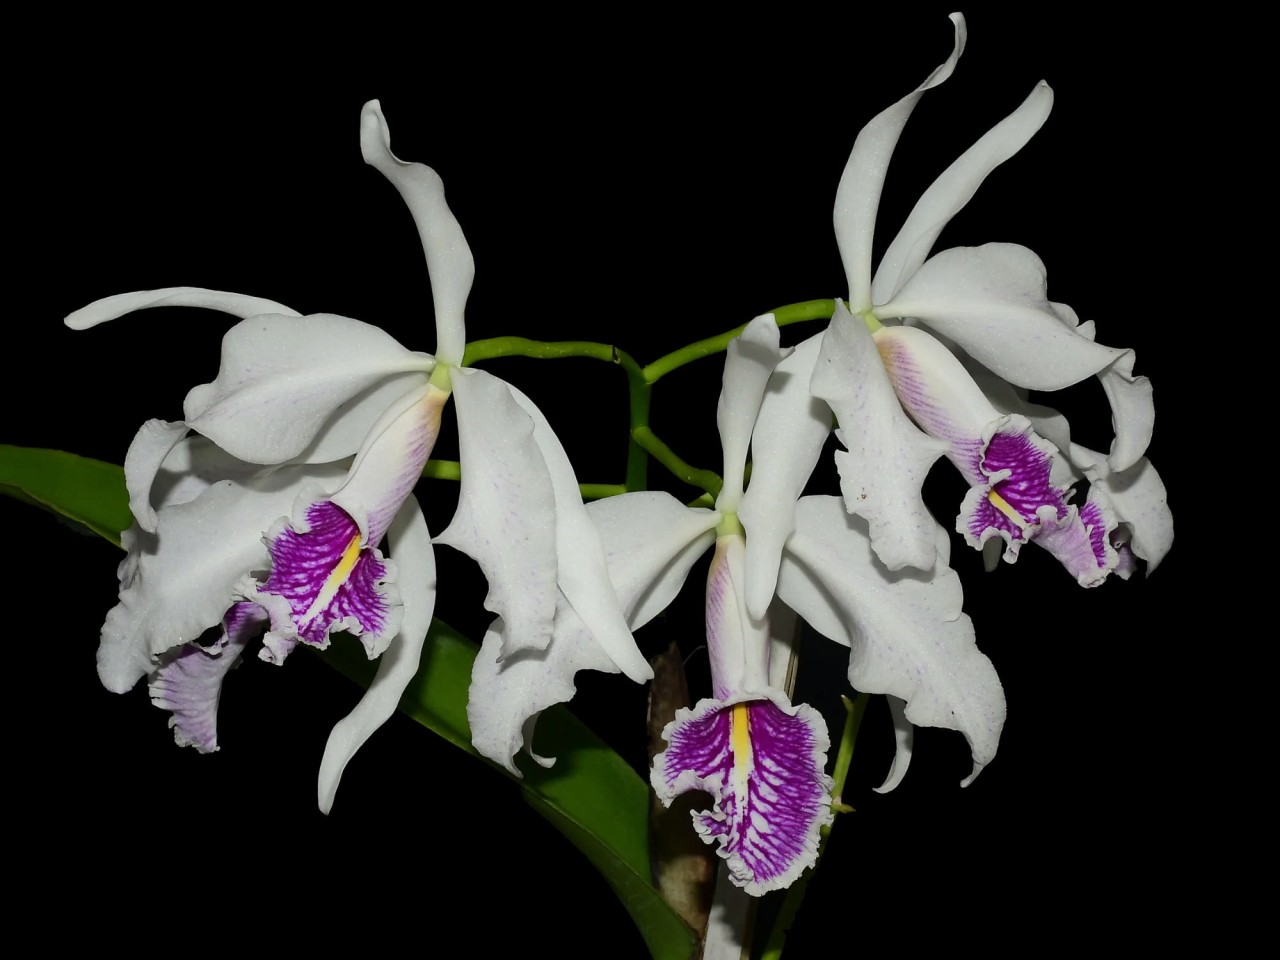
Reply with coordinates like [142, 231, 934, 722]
[0, 445, 131, 546]
[327, 626, 698, 960]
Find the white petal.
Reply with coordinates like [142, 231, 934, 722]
[123, 419, 190, 534]
[183, 313, 433, 465]
[809, 302, 946, 571]
[1071, 445, 1173, 570]
[505, 380, 654, 684]
[738, 333, 831, 621]
[777, 497, 1005, 785]
[361, 101, 473, 367]
[468, 492, 715, 773]
[706, 535, 772, 699]
[64, 286, 301, 330]
[872, 82, 1054, 304]
[318, 495, 435, 813]
[880, 243, 1154, 470]
[716, 313, 786, 511]
[435, 367, 558, 659]
[834, 13, 965, 310]
[98, 458, 348, 693]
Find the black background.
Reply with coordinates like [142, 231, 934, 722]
[13, 9, 1202, 956]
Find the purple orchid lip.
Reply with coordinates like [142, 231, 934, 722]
[257, 500, 397, 655]
[653, 694, 833, 895]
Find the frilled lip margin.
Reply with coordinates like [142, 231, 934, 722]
[651, 691, 834, 895]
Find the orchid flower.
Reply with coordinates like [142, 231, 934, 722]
[469, 314, 1004, 894]
[68, 100, 647, 812]
[804, 13, 1170, 584]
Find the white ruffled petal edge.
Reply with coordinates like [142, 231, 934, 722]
[777, 496, 1005, 787]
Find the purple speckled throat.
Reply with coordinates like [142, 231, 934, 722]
[964, 428, 1066, 544]
[656, 697, 832, 892]
[261, 501, 393, 649]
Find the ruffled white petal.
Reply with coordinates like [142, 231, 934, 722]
[872, 81, 1054, 304]
[318, 495, 435, 813]
[879, 243, 1154, 470]
[436, 367, 558, 659]
[361, 100, 474, 367]
[64, 286, 301, 330]
[716, 313, 787, 511]
[182, 313, 433, 466]
[738, 333, 831, 621]
[834, 12, 966, 309]
[1071, 445, 1173, 571]
[810, 302, 946, 571]
[777, 496, 1005, 785]
[98, 457, 348, 693]
[468, 492, 716, 773]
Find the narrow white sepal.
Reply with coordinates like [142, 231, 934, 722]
[318, 496, 435, 814]
[716, 313, 787, 511]
[834, 12, 966, 309]
[360, 100, 474, 368]
[64, 286, 301, 330]
[739, 333, 831, 621]
[872, 81, 1054, 304]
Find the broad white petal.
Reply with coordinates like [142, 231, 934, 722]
[1071, 445, 1173, 571]
[810, 302, 946, 571]
[183, 313, 434, 465]
[64, 286, 301, 330]
[361, 101, 474, 367]
[505, 380, 654, 683]
[739, 334, 831, 620]
[872, 82, 1054, 303]
[716, 313, 786, 511]
[834, 13, 965, 309]
[318, 495, 436, 813]
[436, 367, 558, 659]
[778, 497, 1005, 785]
[880, 243, 1154, 469]
[468, 492, 715, 772]
[98, 458, 347, 693]
[123, 419, 190, 534]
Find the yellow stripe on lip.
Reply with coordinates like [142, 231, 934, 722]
[299, 534, 363, 627]
[987, 490, 1029, 531]
[730, 702, 754, 794]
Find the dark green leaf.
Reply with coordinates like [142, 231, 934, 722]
[0, 445, 131, 546]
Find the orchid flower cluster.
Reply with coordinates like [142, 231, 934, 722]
[67, 14, 1170, 900]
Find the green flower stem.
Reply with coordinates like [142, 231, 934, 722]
[460, 335, 653, 492]
[630, 427, 722, 499]
[421, 459, 624, 501]
[641, 299, 836, 384]
[760, 693, 868, 960]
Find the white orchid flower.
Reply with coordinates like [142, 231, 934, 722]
[470, 314, 1004, 894]
[67, 100, 646, 812]
[805, 13, 1169, 585]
